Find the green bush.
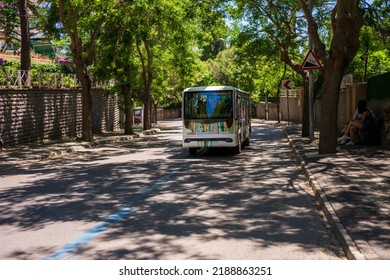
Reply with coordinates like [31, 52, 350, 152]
[1, 60, 75, 74]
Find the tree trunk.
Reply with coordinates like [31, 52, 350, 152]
[18, 0, 31, 86]
[122, 62, 134, 135]
[58, 0, 98, 142]
[77, 68, 94, 141]
[81, 84, 93, 141]
[137, 41, 153, 130]
[319, 58, 344, 154]
[301, 76, 310, 137]
[318, 0, 363, 154]
[153, 103, 158, 124]
[143, 92, 152, 130]
[73, 46, 94, 141]
[123, 85, 134, 135]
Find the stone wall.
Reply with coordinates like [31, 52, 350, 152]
[156, 109, 180, 120]
[0, 89, 119, 146]
[92, 89, 120, 133]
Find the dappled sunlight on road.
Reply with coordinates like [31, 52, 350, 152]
[0, 123, 343, 260]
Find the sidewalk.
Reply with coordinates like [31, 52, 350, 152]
[0, 128, 161, 172]
[283, 124, 390, 260]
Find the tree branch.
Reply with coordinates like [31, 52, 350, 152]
[298, 0, 328, 63]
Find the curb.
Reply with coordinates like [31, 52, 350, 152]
[39, 128, 161, 160]
[282, 128, 366, 260]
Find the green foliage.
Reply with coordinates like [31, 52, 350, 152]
[1, 60, 74, 74]
[186, 0, 231, 61]
[363, 0, 390, 44]
[193, 60, 214, 86]
[347, 26, 390, 80]
[0, 0, 19, 50]
[31, 63, 74, 74]
[207, 48, 236, 86]
[22, 0, 389, 109]
[94, 0, 208, 109]
[36, 1, 64, 38]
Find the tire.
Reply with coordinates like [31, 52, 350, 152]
[243, 138, 250, 147]
[189, 148, 198, 156]
[234, 136, 242, 154]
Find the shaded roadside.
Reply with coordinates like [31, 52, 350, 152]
[283, 123, 390, 260]
[0, 128, 161, 172]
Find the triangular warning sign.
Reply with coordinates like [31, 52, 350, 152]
[300, 50, 322, 70]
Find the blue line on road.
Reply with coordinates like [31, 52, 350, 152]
[45, 164, 186, 260]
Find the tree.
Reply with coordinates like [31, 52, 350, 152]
[230, 21, 298, 117]
[0, 0, 19, 52]
[231, 0, 316, 136]
[347, 25, 390, 81]
[95, 0, 205, 132]
[299, 0, 363, 154]
[229, 1, 365, 153]
[365, 0, 390, 41]
[94, 2, 140, 135]
[18, 0, 31, 85]
[130, 0, 204, 130]
[208, 48, 236, 86]
[188, 0, 231, 61]
[50, 0, 118, 141]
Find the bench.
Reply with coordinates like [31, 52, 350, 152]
[354, 117, 383, 145]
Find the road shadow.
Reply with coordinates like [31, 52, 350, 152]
[287, 125, 390, 259]
[0, 124, 342, 259]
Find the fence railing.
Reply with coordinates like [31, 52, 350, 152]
[0, 70, 112, 89]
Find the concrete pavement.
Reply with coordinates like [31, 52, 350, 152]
[1, 120, 389, 259]
[0, 128, 161, 171]
[283, 124, 390, 260]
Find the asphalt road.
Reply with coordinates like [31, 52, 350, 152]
[0, 121, 344, 260]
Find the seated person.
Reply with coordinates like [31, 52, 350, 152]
[338, 100, 373, 146]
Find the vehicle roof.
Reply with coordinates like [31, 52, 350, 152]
[183, 86, 236, 92]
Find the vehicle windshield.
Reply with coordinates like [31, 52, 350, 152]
[184, 91, 233, 119]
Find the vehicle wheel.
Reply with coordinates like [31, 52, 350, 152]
[234, 137, 242, 154]
[189, 148, 198, 156]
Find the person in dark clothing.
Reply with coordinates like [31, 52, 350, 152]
[338, 100, 373, 146]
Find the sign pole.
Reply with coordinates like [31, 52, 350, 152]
[282, 80, 292, 126]
[308, 0, 314, 142]
[287, 89, 290, 126]
[300, 1, 321, 142]
[309, 70, 314, 141]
